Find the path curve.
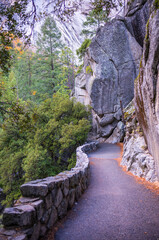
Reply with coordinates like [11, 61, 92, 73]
[55, 143, 159, 240]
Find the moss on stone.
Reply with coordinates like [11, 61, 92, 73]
[144, 19, 150, 64]
[145, 19, 150, 43]
[86, 65, 93, 75]
[76, 64, 84, 75]
[154, 0, 159, 9]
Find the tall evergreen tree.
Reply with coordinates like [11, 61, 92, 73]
[35, 17, 63, 97]
[81, 9, 109, 38]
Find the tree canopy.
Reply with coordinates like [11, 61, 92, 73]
[0, 92, 91, 205]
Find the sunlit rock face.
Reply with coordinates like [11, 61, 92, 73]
[74, 0, 152, 141]
[135, 6, 159, 178]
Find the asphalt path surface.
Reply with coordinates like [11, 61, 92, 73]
[55, 143, 159, 240]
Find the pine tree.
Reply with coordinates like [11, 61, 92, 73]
[81, 9, 109, 38]
[35, 17, 64, 97]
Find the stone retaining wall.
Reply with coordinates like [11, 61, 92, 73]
[0, 142, 98, 240]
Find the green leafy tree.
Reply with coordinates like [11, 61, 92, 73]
[35, 17, 63, 97]
[76, 39, 91, 61]
[11, 49, 36, 101]
[59, 46, 76, 90]
[81, 9, 109, 38]
[0, 99, 34, 205]
[7, 19, 76, 103]
[0, 0, 36, 74]
[0, 91, 91, 205]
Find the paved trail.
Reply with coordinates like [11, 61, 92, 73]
[55, 143, 159, 240]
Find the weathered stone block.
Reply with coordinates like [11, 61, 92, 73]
[41, 209, 51, 224]
[47, 206, 57, 229]
[99, 114, 114, 127]
[75, 185, 82, 201]
[45, 193, 53, 210]
[30, 200, 44, 221]
[22, 227, 33, 238]
[30, 222, 41, 240]
[0, 229, 16, 236]
[52, 176, 64, 188]
[42, 177, 55, 191]
[11, 234, 28, 240]
[68, 189, 75, 209]
[54, 189, 63, 208]
[19, 197, 39, 204]
[40, 224, 47, 237]
[3, 205, 36, 227]
[57, 198, 68, 219]
[20, 183, 48, 197]
[62, 178, 69, 197]
[52, 187, 57, 203]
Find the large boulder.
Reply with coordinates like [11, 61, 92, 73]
[135, 5, 159, 178]
[74, 0, 151, 140]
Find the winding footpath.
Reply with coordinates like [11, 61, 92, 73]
[55, 143, 159, 240]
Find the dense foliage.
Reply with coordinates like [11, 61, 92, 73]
[3, 17, 75, 104]
[0, 92, 91, 205]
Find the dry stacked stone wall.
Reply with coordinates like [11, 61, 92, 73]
[0, 142, 98, 240]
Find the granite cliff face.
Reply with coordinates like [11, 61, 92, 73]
[135, 5, 159, 177]
[74, 0, 151, 141]
[74, 0, 159, 181]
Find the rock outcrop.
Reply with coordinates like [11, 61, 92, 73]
[121, 101, 157, 181]
[74, 0, 151, 141]
[135, 4, 159, 177]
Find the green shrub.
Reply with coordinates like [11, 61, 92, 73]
[86, 65, 93, 75]
[76, 39, 91, 60]
[76, 64, 84, 75]
[0, 93, 91, 205]
[154, 0, 159, 9]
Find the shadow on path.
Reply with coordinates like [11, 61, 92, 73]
[55, 143, 159, 240]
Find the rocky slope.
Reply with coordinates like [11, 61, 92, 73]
[121, 101, 157, 182]
[74, 0, 151, 141]
[135, 4, 159, 178]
